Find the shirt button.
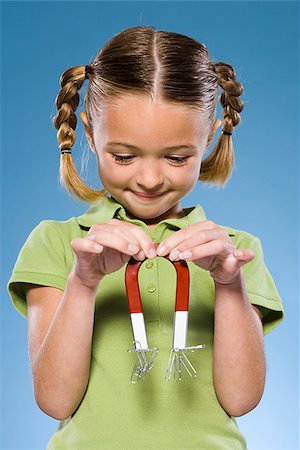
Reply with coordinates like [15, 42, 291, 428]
[147, 284, 156, 293]
[145, 261, 153, 269]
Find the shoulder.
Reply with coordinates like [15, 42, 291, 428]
[20, 217, 84, 262]
[30, 216, 84, 241]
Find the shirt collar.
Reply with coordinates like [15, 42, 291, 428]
[75, 193, 235, 235]
[76, 193, 124, 228]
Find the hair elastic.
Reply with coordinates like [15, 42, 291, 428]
[85, 65, 89, 80]
[60, 148, 72, 154]
[222, 130, 232, 136]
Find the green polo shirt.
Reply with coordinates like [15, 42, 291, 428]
[7, 194, 284, 450]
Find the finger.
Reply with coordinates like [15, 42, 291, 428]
[169, 239, 235, 261]
[156, 220, 222, 256]
[86, 223, 155, 260]
[164, 230, 231, 260]
[105, 220, 157, 260]
[233, 248, 255, 261]
[85, 229, 140, 257]
[71, 237, 104, 255]
[228, 249, 256, 272]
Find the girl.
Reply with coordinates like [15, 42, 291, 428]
[7, 25, 284, 449]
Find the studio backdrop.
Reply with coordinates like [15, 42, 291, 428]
[1, 1, 298, 449]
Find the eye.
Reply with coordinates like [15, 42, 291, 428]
[111, 154, 190, 165]
[112, 154, 135, 164]
[167, 156, 190, 165]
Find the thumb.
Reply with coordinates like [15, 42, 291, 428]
[233, 248, 255, 265]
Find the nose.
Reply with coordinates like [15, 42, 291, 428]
[136, 161, 164, 191]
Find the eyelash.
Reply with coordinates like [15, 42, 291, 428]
[112, 154, 190, 165]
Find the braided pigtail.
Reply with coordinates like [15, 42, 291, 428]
[53, 65, 105, 203]
[199, 62, 244, 187]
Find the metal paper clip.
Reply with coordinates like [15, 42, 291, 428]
[165, 345, 205, 382]
[127, 340, 159, 384]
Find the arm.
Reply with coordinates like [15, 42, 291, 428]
[27, 268, 102, 421]
[213, 268, 266, 417]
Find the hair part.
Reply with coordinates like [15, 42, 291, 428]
[53, 25, 244, 204]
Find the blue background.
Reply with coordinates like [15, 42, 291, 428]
[1, 1, 298, 449]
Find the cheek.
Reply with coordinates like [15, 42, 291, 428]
[176, 161, 201, 191]
[173, 161, 200, 185]
[98, 158, 131, 186]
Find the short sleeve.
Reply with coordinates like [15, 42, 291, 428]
[240, 235, 284, 335]
[7, 220, 70, 320]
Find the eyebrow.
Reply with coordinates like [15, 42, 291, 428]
[105, 142, 198, 151]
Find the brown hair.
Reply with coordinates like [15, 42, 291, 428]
[53, 25, 243, 204]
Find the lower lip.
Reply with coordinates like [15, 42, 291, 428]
[132, 191, 165, 201]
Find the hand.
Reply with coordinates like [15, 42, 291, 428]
[70, 219, 157, 289]
[156, 220, 255, 285]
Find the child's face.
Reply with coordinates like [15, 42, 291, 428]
[80, 95, 218, 226]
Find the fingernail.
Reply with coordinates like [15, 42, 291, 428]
[234, 249, 243, 257]
[157, 245, 166, 255]
[86, 234, 96, 240]
[128, 243, 139, 253]
[180, 250, 192, 259]
[149, 248, 156, 259]
[169, 249, 180, 261]
[136, 250, 145, 260]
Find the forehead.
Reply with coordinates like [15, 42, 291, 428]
[92, 94, 209, 146]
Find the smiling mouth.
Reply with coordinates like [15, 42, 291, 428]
[132, 191, 166, 199]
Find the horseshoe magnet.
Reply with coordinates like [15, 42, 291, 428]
[125, 243, 205, 383]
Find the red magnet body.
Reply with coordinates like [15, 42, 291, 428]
[125, 243, 190, 314]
